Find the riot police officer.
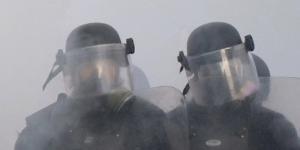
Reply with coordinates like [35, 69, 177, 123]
[176, 22, 300, 150]
[15, 23, 170, 150]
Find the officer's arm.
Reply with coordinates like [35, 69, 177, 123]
[15, 127, 30, 150]
[15, 103, 57, 150]
[15, 125, 51, 150]
[270, 117, 300, 150]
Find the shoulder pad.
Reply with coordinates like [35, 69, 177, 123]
[26, 93, 68, 127]
[26, 103, 57, 127]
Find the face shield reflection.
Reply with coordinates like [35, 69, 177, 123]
[187, 44, 259, 106]
[63, 44, 133, 99]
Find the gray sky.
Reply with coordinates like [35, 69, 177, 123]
[1, 0, 300, 149]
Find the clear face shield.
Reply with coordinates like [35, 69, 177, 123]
[63, 44, 133, 99]
[179, 36, 259, 106]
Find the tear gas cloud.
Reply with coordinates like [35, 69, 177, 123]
[1, 0, 300, 149]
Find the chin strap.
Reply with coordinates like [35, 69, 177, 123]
[182, 83, 190, 96]
[42, 49, 65, 90]
[177, 51, 191, 96]
[180, 66, 190, 96]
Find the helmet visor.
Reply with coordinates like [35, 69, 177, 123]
[187, 43, 259, 106]
[63, 44, 133, 98]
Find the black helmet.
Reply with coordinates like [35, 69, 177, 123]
[252, 54, 271, 104]
[187, 22, 242, 56]
[42, 23, 135, 93]
[186, 21, 269, 77]
[179, 22, 259, 106]
[66, 23, 121, 51]
[252, 54, 270, 77]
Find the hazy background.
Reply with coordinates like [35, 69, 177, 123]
[1, 0, 300, 149]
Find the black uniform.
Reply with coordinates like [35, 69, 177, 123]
[170, 100, 300, 150]
[15, 93, 170, 150]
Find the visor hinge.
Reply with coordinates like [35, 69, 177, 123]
[177, 51, 190, 73]
[126, 38, 135, 54]
[42, 49, 65, 90]
[182, 83, 190, 96]
[245, 35, 255, 51]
